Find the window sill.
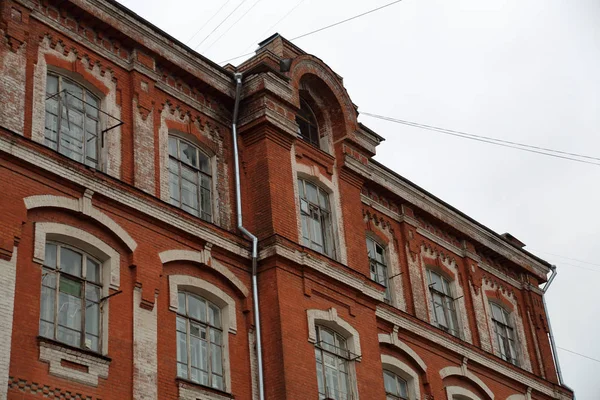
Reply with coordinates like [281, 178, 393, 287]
[37, 336, 110, 387]
[176, 378, 234, 400]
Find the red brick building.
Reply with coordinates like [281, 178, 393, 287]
[0, 1, 574, 399]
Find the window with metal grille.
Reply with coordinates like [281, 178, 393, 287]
[296, 98, 320, 147]
[39, 242, 102, 352]
[169, 136, 212, 222]
[315, 325, 351, 400]
[490, 302, 519, 366]
[176, 291, 224, 390]
[383, 370, 408, 400]
[44, 74, 101, 168]
[298, 178, 335, 257]
[426, 269, 460, 337]
[366, 237, 390, 301]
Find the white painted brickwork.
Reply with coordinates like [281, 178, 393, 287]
[0, 248, 17, 400]
[0, 38, 26, 135]
[133, 99, 156, 194]
[39, 340, 109, 387]
[178, 381, 232, 400]
[133, 288, 158, 400]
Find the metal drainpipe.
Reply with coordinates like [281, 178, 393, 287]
[231, 72, 265, 400]
[542, 265, 568, 391]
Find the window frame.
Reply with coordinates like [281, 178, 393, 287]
[314, 325, 351, 400]
[383, 369, 409, 400]
[39, 241, 103, 353]
[296, 97, 320, 147]
[366, 236, 391, 302]
[44, 73, 102, 168]
[298, 178, 335, 258]
[426, 269, 460, 338]
[168, 135, 213, 222]
[489, 301, 519, 366]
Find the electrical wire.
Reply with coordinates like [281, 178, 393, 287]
[218, 0, 404, 64]
[194, 0, 250, 51]
[186, 0, 233, 44]
[559, 263, 600, 274]
[243, 0, 307, 52]
[361, 112, 600, 167]
[557, 347, 600, 364]
[202, 0, 263, 53]
[530, 249, 600, 269]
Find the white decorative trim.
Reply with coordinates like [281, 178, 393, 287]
[376, 307, 564, 399]
[168, 274, 238, 335]
[133, 287, 158, 400]
[507, 394, 529, 400]
[259, 243, 384, 301]
[306, 308, 361, 359]
[378, 330, 427, 372]
[440, 361, 494, 400]
[1, 137, 249, 259]
[39, 340, 109, 387]
[0, 248, 17, 400]
[24, 193, 137, 252]
[160, 249, 249, 297]
[446, 386, 482, 400]
[178, 380, 232, 400]
[381, 354, 421, 400]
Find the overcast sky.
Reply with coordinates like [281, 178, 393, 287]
[118, 0, 600, 397]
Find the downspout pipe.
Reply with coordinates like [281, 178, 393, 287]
[542, 265, 572, 394]
[231, 72, 265, 400]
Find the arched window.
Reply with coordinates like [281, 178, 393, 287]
[490, 302, 519, 366]
[45, 73, 101, 168]
[298, 178, 335, 257]
[366, 236, 390, 301]
[168, 136, 212, 222]
[383, 370, 408, 400]
[315, 325, 350, 400]
[176, 291, 224, 390]
[40, 242, 102, 352]
[426, 269, 460, 337]
[296, 98, 320, 147]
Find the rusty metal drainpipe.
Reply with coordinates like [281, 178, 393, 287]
[231, 72, 265, 400]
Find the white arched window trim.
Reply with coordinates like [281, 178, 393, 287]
[381, 354, 421, 400]
[168, 275, 237, 394]
[307, 308, 361, 399]
[33, 221, 118, 387]
[440, 365, 494, 400]
[445, 386, 483, 400]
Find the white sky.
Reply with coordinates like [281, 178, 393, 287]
[117, 0, 600, 397]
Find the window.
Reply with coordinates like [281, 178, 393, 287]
[490, 302, 519, 366]
[39, 242, 102, 352]
[296, 98, 320, 147]
[169, 136, 212, 222]
[298, 178, 335, 257]
[176, 291, 224, 390]
[383, 370, 408, 400]
[366, 237, 390, 301]
[427, 270, 460, 337]
[314, 325, 350, 400]
[45, 73, 101, 168]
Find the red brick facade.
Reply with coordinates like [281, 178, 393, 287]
[0, 0, 573, 399]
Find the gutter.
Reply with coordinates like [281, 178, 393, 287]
[231, 72, 265, 400]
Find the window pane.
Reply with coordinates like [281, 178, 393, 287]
[198, 151, 210, 173]
[177, 330, 188, 364]
[169, 172, 180, 203]
[85, 284, 101, 302]
[86, 259, 101, 283]
[85, 302, 99, 336]
[298, 179, 305, 198]
[178, 293, 186, 314]
[210, 328, 222, 345]
[40, 286, 55, 322]
[318, 189, 328, 210]
[306, 182, 318, 204]
[40, 320, 54, 338]
[201, 188, 211, 219]
[58, 292, 81, 330]
[310, 215, 324, 246]
[46, 75, 59, 94]
[169, 137, 178, 157]
[57, 325, 80, 347]
[59, 275, 82, 297]
[181, 165, 198, 184]
[188, 295, 206, 322]
[86, 334, 99, 352]
[384, 371, 397, 394]
[212, 374, 223, 390]
[177, 362, 188, 379]
[208, 304, 220, 328]
[45, 112, 58, 142]
[45, 244, 57, 268]
[211, 343, 222, 375]
[85, 94, 99, 118]
[60, 247, 82, 277]
[42, 269, 56, 288]
[180, 142, 198, 167]
[181, 180, 199, 211]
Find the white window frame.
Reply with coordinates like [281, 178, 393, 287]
[381, 355, 421, 400]
[169, 275, 236, 393]
[426, 269, 461, 338]
[168, 135, 213, 222]
[383, 369, 409, 400]
[298, 177, 335, 258]
[489, 302, 520, 366]
[366, 236, 390, 302]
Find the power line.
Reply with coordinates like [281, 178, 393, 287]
[361, 112, 600, 167]
[219, 0, 404, 64]
[202, 0, 263, 53]
[243, 0, 307, 53]
[195, 0, 250, 51]
[559, 263, 600, 274]
[557, 347, 600, 364]
[186, 0, 233, 44]
[530, 249, 600, 269]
